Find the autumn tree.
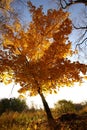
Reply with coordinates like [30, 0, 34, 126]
[0, 1, 87, 130]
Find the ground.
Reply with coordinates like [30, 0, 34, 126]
[0, 109, 87, 130]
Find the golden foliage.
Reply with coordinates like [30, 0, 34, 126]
[0, 0, 13, 16]
[0, 0, 13, 10]
[0, 1, 87, 96]
[3, 7, 72, 61]
[0, 68, 14, 85]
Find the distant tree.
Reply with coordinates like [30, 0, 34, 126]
[9, 98, 28, 112]
[0, 1, 87, 130]
[55, 99, 75, 115]
[0, 98, 28, 115]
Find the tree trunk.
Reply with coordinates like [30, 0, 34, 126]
[38, 91, 58, 130]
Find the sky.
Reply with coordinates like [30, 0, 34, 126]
[0, 81, 87, 108]
[0, 0, 87, 108]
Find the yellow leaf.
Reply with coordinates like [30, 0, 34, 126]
[18, 95, 25, 99]
[54, 90, 57, 94]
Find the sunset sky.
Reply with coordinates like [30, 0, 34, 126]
[0, 0, 87, 108]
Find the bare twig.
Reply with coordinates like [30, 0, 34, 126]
[72, 24, 87, 30]
[59, 0, 87, 9]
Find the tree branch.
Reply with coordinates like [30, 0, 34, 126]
[76, 37, 87, 49]
[72, 23, 87, 49]
[72, 24, 87, 30]
[59, 0, 87, 9]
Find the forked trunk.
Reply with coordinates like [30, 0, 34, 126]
[38, 90, 58, 130]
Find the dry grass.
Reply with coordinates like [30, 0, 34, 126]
[0, 109, 87, 130]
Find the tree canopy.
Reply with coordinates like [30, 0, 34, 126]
[0, 2, 87, 95]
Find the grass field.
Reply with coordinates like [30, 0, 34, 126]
[0, 108, 87, 130]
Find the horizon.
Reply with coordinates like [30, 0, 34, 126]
[0, 81, 87, 109]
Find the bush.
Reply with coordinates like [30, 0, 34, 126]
[77, 102, 87, 114]
[54, 99, 76, 115]
[74, 103, 83, 111]
[0, 98, 28, 115]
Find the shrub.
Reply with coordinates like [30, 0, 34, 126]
[74, 103, 83, 111]
[54, 99, 76, 115]
[0, 98, 28, 115]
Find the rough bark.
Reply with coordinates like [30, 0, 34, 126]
[38, 90, 58, 130]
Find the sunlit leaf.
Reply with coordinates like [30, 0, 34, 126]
[18, 95, 25, 99]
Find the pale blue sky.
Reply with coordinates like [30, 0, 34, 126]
[12, 0, 57, 24]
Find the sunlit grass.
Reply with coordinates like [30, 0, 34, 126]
[0, 109, 48, 130]
[0, 102, 87, 130]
